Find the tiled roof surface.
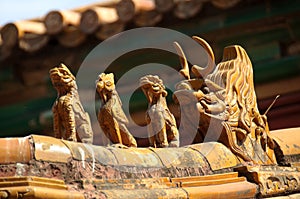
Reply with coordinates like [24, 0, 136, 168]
[0, 131, 300, 198]
[0, 0, 242, 57]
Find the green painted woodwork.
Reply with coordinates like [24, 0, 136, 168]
[1, 0, 300, 137]
[0, 97, 54, 136]
[254, 55, 300, 83]
[170, 0, 300, 36]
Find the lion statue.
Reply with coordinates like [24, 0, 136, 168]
[96, 73, 137, 147]
[173, 37, 276, 164]
[49, 63, 93, 144]
[140, 75, 179, 148]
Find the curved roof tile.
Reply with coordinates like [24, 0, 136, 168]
[0, 0, 241, 56]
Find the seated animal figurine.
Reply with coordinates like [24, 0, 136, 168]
[140, 75, 179, 148]
[49, 63, 93, 144]
[96, 73, 137, 147]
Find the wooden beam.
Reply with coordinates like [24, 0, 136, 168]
[256, 76, 300, 99]
[95, 22, 125, 40]
[168, 0, 300, 36]
[132, 0, 156, 11]
[154, 0, 174, 13]
[19, 33, 49, 52]
[0, 40, 11, 61]
[254, 55, 300, 84]
[133, 0, 163, 26]
[57, 26, 86, 47]
[115, 0, 136, 22]
[173, 0, 203, 19]
[74, 0, 136, 23]
[287, 41, 300, 56]
[0, 21, 46, 49]
[259, 92, 300, 130]
[0, 83, 49, 106]
[44, 10, 81, 35]
[134, 10, 162, 26]
[211, 0, 241, 9]
[20, 68, 50, 86]
[80, 7, 119, 34]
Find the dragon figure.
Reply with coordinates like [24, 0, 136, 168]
[140, 75, 179, 148]
[96, 73, 137, 147]
[49, 63, 93, 144]
[173, 36, 277, 164]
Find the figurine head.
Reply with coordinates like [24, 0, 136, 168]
[139, 75, 167, 104]
[96, 73, 115, 94]
[49, 63, 76, 93]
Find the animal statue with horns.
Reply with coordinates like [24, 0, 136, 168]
[173, 36, 278, 164]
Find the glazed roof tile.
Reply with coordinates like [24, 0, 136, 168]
[0, 0, 241, 57]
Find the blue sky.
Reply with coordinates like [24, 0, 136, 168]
[0, 0, 103, 25]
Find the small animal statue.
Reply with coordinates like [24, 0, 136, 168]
[174, 36, 277, 164]
[49, 63, 93, 144]
[140, 75, 179, 148]
[96, 73, 137, 147]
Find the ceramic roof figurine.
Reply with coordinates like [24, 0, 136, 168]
[96, 73, 137, 147]
[140, 75, 179, 148]
[49, 63, 93, 144]
[174, 37, 276, 164]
